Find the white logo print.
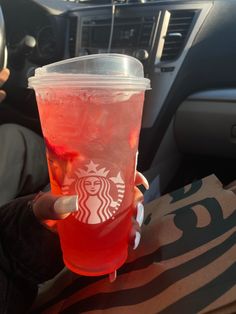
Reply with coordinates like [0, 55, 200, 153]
[62, 161, 125, 224]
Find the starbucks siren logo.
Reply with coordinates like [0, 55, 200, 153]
[62, 161, 125, 224]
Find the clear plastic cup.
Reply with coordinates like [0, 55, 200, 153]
[28, 54, 150, 277]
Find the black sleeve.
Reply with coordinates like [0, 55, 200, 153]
[0, 194, 64, 286]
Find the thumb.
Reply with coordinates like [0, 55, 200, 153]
[33, 192, 78, 221]
[54, 195, 79, 216]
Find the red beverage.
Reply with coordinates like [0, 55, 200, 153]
[36, 88, 145, 275]
[29, 54, 150, 276]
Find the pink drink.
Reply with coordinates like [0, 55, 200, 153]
[29, 54, 150, 276]
[36, 88, 145, 275]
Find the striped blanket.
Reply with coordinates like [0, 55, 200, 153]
[32, 175, 236, 314]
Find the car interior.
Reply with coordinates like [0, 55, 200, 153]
[1, 0, 236, 311]
[1, 0, 236, 199]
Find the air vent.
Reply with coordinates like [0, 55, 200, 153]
[68, 16, 77, 57]
[161, 10, 197, 62]
[139, 16, 155, 47]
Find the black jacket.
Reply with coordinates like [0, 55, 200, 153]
[0, 195, 64, 314]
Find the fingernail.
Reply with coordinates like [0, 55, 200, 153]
[140, 173, 149, 190]
[133, 231, 141, 250]
[136, 202, 144, 227]
[54, 195, 78, 214]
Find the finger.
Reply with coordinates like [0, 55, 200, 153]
[129, 216, 141, 250]
[33, 192, 78, 221]
[129, 202, 144, 250]
[136, 202, 144, 227]
[133, 231, 141, 250]
[132, 187, 144, 222]
[0, 90, 6, 103]
[133, 186, 144, 205]
[54, 195, 78, 215]
[131, 216, 141, 232]
[135, 171, 149, 190]
[129, 204, 144, 251]
[0, 68, 10, 86]
[32, 191, 44, 203]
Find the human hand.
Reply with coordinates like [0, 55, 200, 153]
[32, 171, 148, 226]
[32, 171, 148, 281]
[132, 171, 149, 249]
[32, 191, 78, 231]
[0, 68, 10, 103]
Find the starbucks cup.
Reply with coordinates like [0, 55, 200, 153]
[28, 54, 150, 276]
